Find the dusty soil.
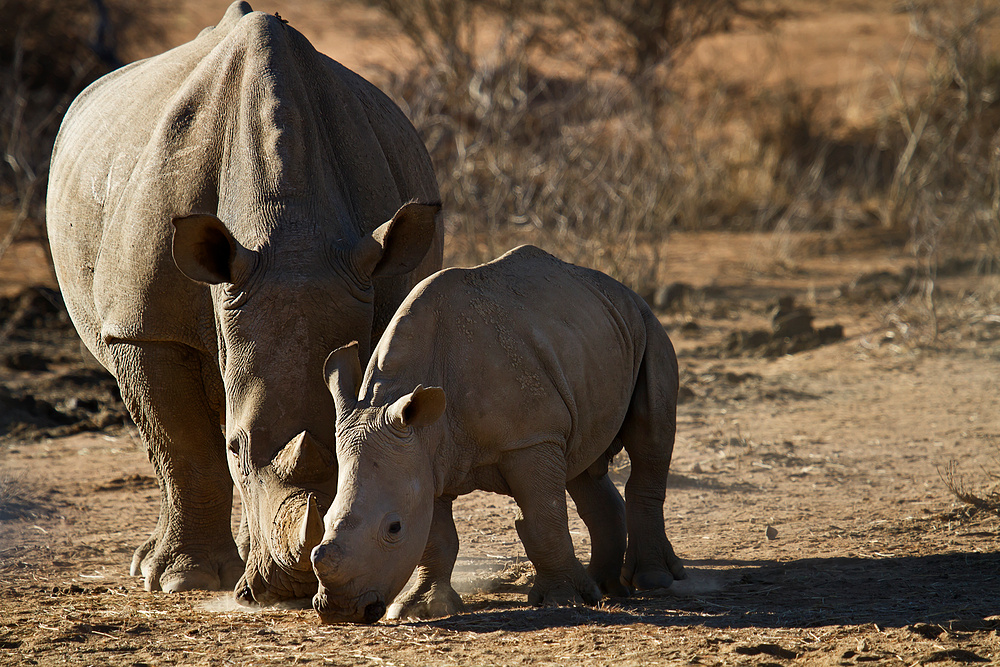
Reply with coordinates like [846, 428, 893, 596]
[2, 1, 1000, 665]
[2, 226, 998, 666]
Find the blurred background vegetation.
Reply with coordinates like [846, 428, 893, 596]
[0, 0, 997, 510]
[0, 0, 168, 261]
[346, 0, 1000, 299]
[1, 0, 998, 307]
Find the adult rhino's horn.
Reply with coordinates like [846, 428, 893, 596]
[324, 342, 362, 415]
[293, 493, 324, 568]
[272, 431, 336, 483]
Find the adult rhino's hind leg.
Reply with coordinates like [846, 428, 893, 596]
[619, 333, 686, 592]
[387, 496, 464, 620]
[567, 469, 629, 597]
[110, 341, 243, 593]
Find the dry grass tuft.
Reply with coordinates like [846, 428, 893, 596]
[0, 472, 54, 521]
[940, 458, 1000, 516]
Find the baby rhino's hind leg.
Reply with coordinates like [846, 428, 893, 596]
[567, 468, 629, 597]
[620, 331, 686, 591]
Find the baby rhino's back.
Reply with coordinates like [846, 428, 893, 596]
[396, 245, 655, 472]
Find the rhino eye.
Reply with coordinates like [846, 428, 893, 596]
[381, 513, 404, 544]
[227, 430, 249, 460]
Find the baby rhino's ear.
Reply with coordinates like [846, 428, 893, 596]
[324, 342, 362, 415]
[388, 385, 446, 430]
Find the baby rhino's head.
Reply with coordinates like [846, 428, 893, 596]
[310, 342, 446, 624]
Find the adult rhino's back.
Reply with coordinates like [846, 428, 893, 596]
[47, 0, 439, 360]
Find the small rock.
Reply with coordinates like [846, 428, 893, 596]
[677, 385, 697, 403]
[765, 525, 778, 540]
[771, 296, 815, 337]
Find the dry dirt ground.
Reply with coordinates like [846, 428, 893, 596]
[2, 1, 1000, 666]
[2, 228, 998, 666]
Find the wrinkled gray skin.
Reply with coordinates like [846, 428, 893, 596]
[45, 1, 441, 605]
[312, 246, 686, 624]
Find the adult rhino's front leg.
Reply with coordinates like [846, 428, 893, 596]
[110, 341, 243, 592]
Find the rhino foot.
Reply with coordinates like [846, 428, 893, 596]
[131, 535, 243, 593]
[591, 567, 631, 598]
[387, 583, 465, 620]
[621, 538, 686, 592]
[527, 564, 602, 607]
[587, 551, 630, 598]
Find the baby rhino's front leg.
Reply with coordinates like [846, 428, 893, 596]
[503, 445, 602, 607]
[387, 496, 465, 620]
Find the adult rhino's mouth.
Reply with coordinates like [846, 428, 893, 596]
[234, 491, 329, 606]
[313, 586, 386, 624]
[234, 561, 320, 607]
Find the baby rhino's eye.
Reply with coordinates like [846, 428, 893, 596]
[380, 513, 404, 544]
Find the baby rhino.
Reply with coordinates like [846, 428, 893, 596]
[311, 245, 686, 624]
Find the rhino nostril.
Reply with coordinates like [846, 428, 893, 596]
[311, 542, 342, 577]
[363, 600, 386, 624]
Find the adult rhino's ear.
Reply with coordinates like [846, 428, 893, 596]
[324, 342, 362, 415]
[388, 385, 446, 431]
[353, 202, 441, 279]
[172, 213, 250, 285]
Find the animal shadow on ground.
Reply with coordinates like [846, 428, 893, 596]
[421, 552, 1000, 633]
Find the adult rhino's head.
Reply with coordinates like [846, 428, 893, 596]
[311, 343, 446, 624]
[170, 201, 440, 606]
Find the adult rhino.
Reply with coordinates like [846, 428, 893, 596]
[45, 1, 442, 605]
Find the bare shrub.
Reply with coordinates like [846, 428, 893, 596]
[535, 0, 785, 77]
[352, 0, 815, 292]
[346, 0, 783, 76]
[382, 28, 674, 292]
[349, 0, 991, 304]
[343, 0, 481, 78]
[876, 1, 1000, 335]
